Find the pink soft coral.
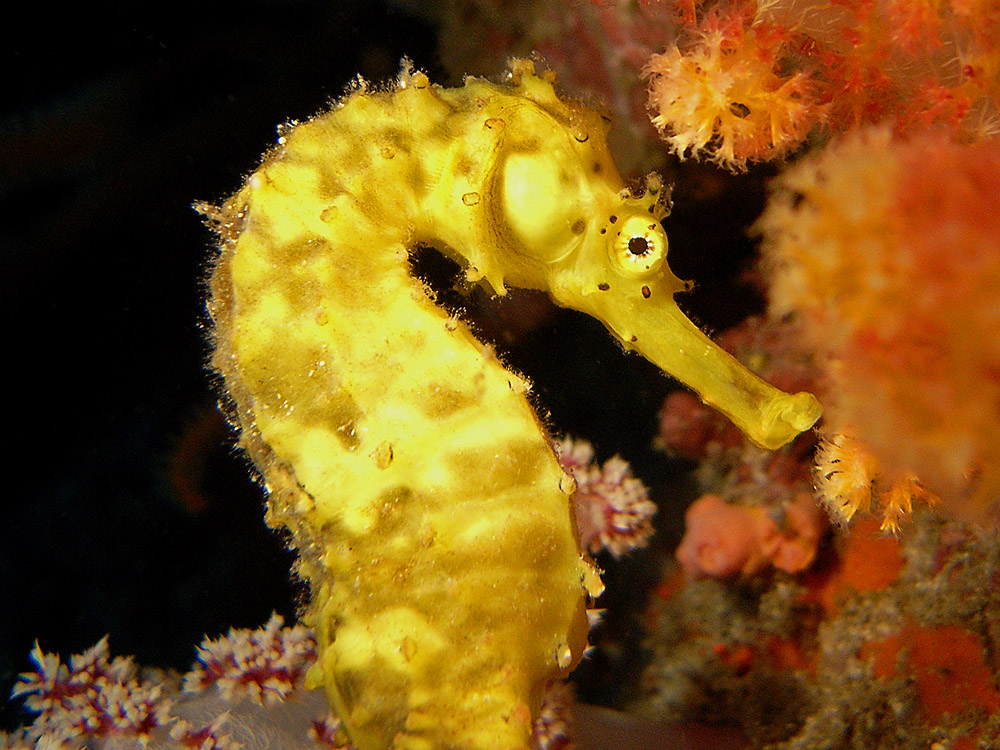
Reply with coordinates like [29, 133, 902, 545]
[556, 436, 657, 558]
[676, 493, 826, 578]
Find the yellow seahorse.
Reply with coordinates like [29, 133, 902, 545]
[204, 60, 820, 750]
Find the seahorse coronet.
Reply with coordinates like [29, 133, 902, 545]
[205, 58, 820, 750]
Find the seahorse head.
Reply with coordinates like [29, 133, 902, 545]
[488, 66, 681, 306]
[492, 63, 821, 449]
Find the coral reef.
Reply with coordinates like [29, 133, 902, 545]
[640, 513, 1000, 749]
[4, 615, 345, 750]
[676, 493, 826, 578]
[644, 1, 818, 169]
[644, 0, 1000, 169]
[645, 286, 1000, 747]
[407, 0, 1000, 168]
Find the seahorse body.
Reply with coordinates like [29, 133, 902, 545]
[206, 60, 820, 750]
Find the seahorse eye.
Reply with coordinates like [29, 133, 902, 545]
[608, 214, 667, 277]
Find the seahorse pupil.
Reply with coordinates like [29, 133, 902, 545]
[628, 236, 650, 256]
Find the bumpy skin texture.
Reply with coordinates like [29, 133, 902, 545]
[206, 60, 819, 750]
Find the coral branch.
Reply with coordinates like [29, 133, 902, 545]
[556, 436, 657, 558]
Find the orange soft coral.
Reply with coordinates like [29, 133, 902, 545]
[813, 431, 940, 533]
[760, 127, 1000, 526]
[643, 0, 1000, 169]
[676, 493, 827, 577]
[643, 0, 819, 169]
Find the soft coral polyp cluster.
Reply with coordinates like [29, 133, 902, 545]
[760, 127, 1000, 527]
[644, 0, 1000, 170]
[643, 1, 818, 169]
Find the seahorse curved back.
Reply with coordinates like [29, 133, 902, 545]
[207, 60, 820, 750]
